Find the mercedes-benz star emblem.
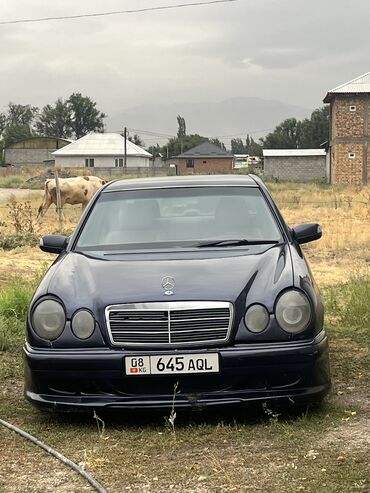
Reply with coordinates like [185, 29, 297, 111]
[161, 276, 175, 296]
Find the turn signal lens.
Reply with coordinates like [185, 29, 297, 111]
[275, 290, 311, 333]
[71, 310, 95, 339]
[244, 304, 270, 333]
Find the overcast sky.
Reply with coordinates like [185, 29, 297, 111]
[0, 0, 369, 122]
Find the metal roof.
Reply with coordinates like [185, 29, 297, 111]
[176, 142, 232, 158]
[105, 174, 258, 192]
[263, 149, 326, 157]
[53, 132, 152, 157]
[324, 72, 370, 102]
[6, 136, 73, 149]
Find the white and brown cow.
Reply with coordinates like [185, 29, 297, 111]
[37, 175, 106, 220]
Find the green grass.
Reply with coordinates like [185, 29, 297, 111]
[324, 275, 370, 344]
[0, 277, 36, 351]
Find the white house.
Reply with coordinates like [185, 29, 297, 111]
[53, 132, 152, 168]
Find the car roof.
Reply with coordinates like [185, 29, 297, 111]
[104, 174, 259, 192]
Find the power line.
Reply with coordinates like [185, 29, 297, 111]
[214, 127, 275, 138]
[127, 127, 176, 138]
[0, 0, 240, 26]
[122, 126, 273, 141]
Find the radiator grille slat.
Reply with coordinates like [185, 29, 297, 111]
[106, 302, 232, 347]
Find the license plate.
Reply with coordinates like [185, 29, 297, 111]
[125, 353, 219, 375]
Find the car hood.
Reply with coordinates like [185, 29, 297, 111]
[45, 245, 293, 317]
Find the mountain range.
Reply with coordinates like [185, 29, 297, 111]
[107, 97, 311, 145]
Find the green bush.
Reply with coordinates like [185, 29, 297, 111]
[0, 232, 39, 250]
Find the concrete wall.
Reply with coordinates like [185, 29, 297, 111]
[54, 155, 151, 168]
[177, 157, 233, 175]
[263, 155, 326, 182]
[330, 95, 369, 185]
[90, 166, 170, 178]
[5, 138, 70, 166]
[5, 148, 55, 166]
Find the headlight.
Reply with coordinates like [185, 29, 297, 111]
[71, 309, 95, 339]
[275, 290, 311, 333]
[244, 304, 270, 333]
[32, 299, 65, 340]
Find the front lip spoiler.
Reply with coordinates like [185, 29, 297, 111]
[26, 384, 330, 412]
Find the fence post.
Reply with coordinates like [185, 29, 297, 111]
[54, 169, 64, 231]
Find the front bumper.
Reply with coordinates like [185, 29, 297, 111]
[24, 331, 331, 411]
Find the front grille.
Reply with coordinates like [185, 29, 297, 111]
[105, 302, 233, 347]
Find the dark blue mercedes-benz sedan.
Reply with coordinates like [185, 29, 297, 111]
[24, 175, 331, 411]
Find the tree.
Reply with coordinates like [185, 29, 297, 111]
[301, 106, 329, 148]
[6, 103, 38, 127]
[260, 106, 329, 150]
[177, 115, 186, 138]
[245, 134, 262, 157]
[261, 118, 301, 149]
[3, 123, 33, 147]
[231, 138, 245, 154]
[166, 134, 208, 157]
[36, 98, 72, 138]
[0, 112, 6, 136]
[209, 138, 226, 151]
[128, 133, 145, 147]
[67, 93, 106, 139]
[147, 143, 161, 158]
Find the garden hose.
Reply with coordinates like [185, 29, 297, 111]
[0, 418, 108, 493]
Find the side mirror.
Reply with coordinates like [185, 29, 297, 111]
[40, 235, 69, 254]
[292, 224, 322, 245]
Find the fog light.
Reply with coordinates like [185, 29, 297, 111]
[244, 304, 269, 333]
[71, 309, 95, 339]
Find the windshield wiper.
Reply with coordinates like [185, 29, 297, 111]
[197, 239, 280, 248]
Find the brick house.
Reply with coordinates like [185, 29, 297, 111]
[176, 142, 233, 175]
[263, 149, 327, 182]
[324, 72, 370, 185]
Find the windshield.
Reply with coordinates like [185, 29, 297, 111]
[74, 186, 283, 252]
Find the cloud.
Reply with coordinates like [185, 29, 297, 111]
[0, 0, 369, 117]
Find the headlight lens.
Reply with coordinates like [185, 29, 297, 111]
[244, 304, 270, 333]
[71, 310, 95, 339]
[32, 299, 65, 340]
[275, 290, 311, 333]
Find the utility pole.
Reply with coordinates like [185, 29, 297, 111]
[124, 127, 127, 169]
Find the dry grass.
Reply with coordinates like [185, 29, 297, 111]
[1, 181, 369, 286]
